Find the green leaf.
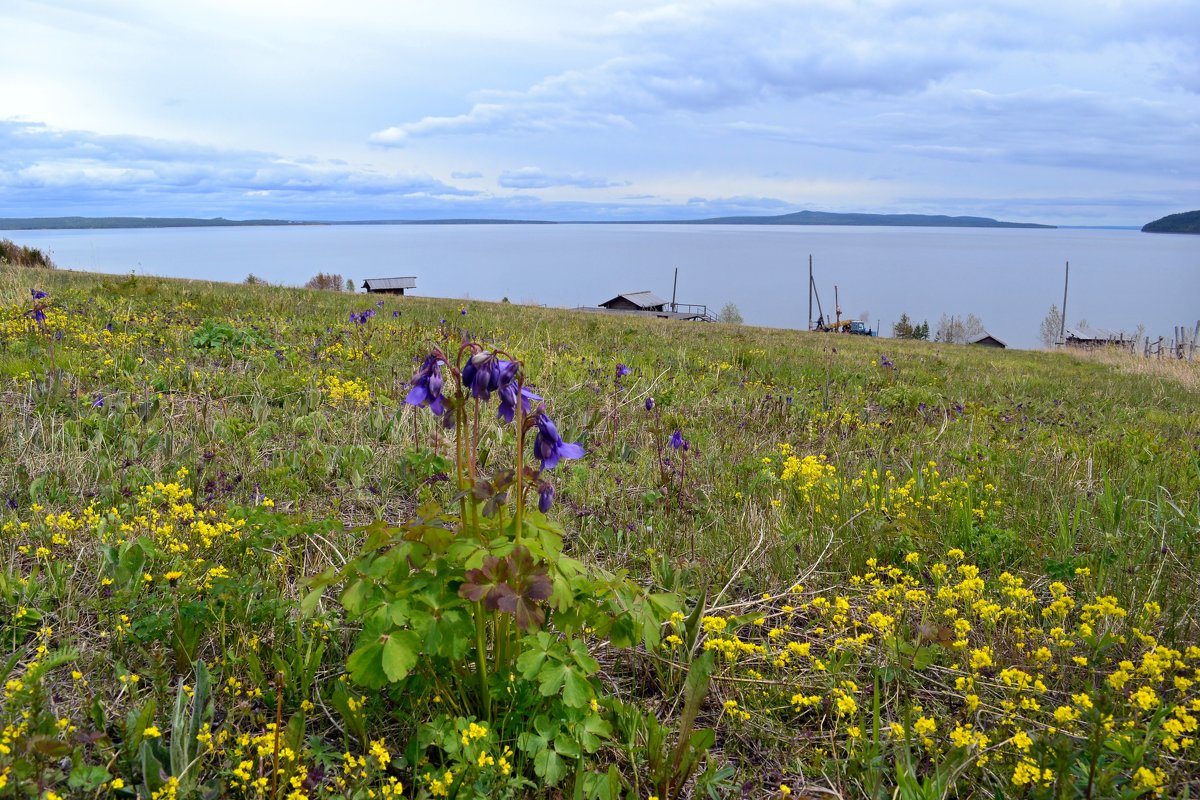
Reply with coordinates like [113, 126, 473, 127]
[609, 613, 637, 649]
[68, 765, 113, 791]
[561, 667, 594, 708]
[538, 662, 568, 697]
[913, 645, 940, 671]
[346, 641, 387, 689]
[535, 748, 567, 785]
[381, 631, 420, 682]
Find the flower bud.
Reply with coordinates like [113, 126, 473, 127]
[538, 483, 555, 513]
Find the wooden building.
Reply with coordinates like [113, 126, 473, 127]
[1063, 326, 1131, 350]
[362, 277, 416, 295]
[598, 291, 668, 312]
[969, 333, 1007, 349]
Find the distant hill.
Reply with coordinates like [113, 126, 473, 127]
[1142, 210, 1200, 234]
[0, 211, 1053, 230]
[682, 210, 1053, 229]
[0, 217, 311, 230]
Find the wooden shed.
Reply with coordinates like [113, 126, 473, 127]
[1063, 326, 1131, 350]
[599, 291, 668, 312]
[362, 277, 416, 295]
[969, 333, 1007, 349]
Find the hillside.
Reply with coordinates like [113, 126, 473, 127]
[687, 209, 1054, 228]
[1142, 209, 1200, 234]
[2, 267, 1198, 798]
[0, 216, 310, 230]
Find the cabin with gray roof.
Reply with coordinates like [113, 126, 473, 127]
[362, 277, 416, 295]
[969, 333, 1007, 348]
[599, 291, 668, 312]
[1063, 326, 1131, 349]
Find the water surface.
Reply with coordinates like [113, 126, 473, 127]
[5, 224, 1197, 349]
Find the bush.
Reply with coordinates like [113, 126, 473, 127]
[0, 238, 56, 269]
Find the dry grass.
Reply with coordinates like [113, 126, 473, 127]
[1064, 343, 1200, 391]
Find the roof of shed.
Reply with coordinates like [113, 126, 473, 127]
[969, 332, 1007, 346]
[602, 290, 668, 308]
[362, 276, 417, 290]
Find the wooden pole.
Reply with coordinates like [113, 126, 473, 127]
[1059, 261, 1069, 344]
[835, 285, 841, 327]
[808, 255, 813, 332]
[671, 267, 678, 313]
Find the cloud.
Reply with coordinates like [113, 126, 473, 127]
[450, 170, 483, 179]
[729, 86, 1200, 178]
[0, 119, 478, 217]
[497, 167, 627, 189]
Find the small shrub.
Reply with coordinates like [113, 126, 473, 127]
[0, 238, 56, 269]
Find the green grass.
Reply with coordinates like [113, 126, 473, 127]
[2, 265, 1199, 799]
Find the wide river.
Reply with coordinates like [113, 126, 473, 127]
[5, 223, 1197, 349]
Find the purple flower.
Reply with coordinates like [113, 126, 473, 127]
[31, 289, 48, 300]
[461, 351, 501, 401]
[615, 363, 631, 379]
[534, 413, 584, 470]
[498, 377, 541, 423]
[538, 482, 555, 513]
[404, 354, 447, 415]
[460, 308, 467, 316]
[392, 310, 400, 318]
[92, 394, 105, 409]
[105, 322, 113, 332]
[376, 300, 384, 308]
[669, 430, 686, 450]
[645, 397, 655, 411]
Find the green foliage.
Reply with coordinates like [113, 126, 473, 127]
[1, 265, 1199, 797]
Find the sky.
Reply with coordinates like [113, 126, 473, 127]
[1, 0, 1197, 226]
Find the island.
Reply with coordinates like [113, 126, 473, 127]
[1142, 210, 1200, 234]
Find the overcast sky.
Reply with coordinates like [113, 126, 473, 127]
[2, 0, 1197, 225]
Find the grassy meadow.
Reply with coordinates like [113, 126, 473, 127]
[2, 265, 1199, 799]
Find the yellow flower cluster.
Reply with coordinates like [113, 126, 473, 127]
[324, 374, 371, 408]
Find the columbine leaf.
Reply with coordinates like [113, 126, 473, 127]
[381, 631, 420, 682]
[460, 554, 510, 609]
[561, 667, 594, 709]
[346, 641, 387, 689]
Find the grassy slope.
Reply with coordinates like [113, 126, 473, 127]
[2, 266, 1199, 797]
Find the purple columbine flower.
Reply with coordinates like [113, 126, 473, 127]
[534, 413, 584, 470]
[92, 394, 105, 409]
[392, 310, 400, 318]
[461, 351, 500, 400]
[31, 289, 48, 300]
[669, 430, 686, 450]
[404, 354, 447, 415]
[497, 365, 541, 422]
[615, 363, 631, 379]
[376, 300, 384, 308]
[27, 308, 46, 327]
[460, 308, 467, 316]
[645, 397, 655, 411]
[538, 482, 555, 513]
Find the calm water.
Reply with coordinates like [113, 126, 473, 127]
[5, 224, 1198, 349]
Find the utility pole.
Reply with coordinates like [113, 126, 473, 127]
[834, 285, 842, 327]
[671, 267, 678, 313]
[1059, 261, 1069, 344]
[807, 255, 813, 331]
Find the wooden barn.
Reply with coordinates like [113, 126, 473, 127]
[1063, 326, 1131, 350]
[598, 291, 668, 313]
[362, 276, 416, 296]
[969, 333, 1007, 349]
